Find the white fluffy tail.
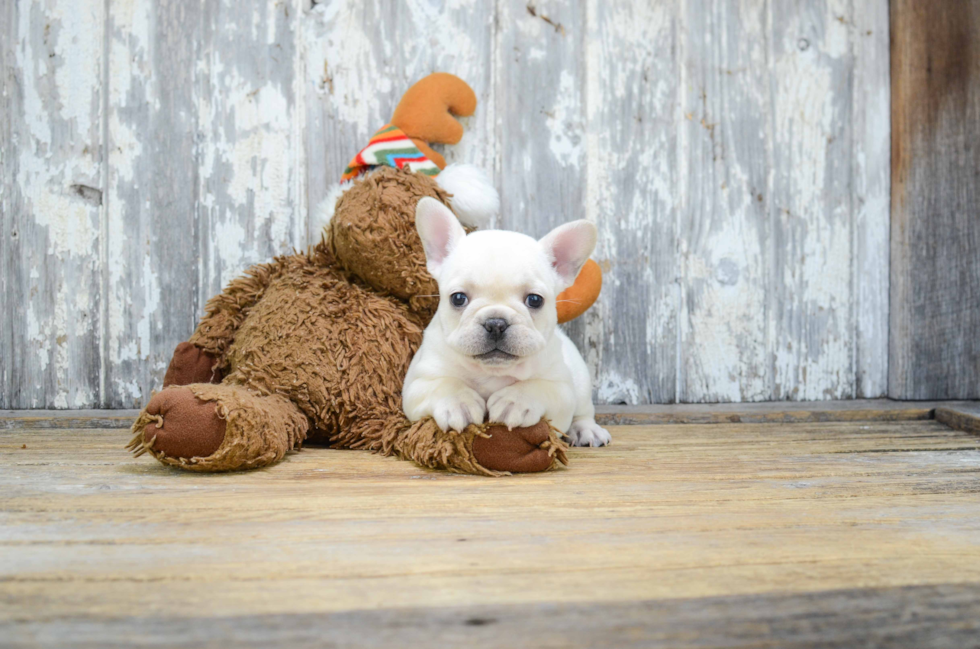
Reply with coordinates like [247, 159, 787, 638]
[435, 163, 499, 229]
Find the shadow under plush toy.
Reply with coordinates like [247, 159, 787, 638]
[127, 73, 602, 476]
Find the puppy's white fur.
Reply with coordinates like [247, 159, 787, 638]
[402, 197, 611, 447]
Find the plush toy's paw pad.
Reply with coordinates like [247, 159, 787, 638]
[141, 388, 227, 459]
[472, 420, 555, 473]
[487, 387, 546, 430]
[433, 388, 487, 433]
[567, 419, 611, 447]
[163, 342, 222, 387]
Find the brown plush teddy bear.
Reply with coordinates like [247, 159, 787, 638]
[127, 74, 600, 476]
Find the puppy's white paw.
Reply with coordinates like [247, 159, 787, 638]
[567, 419, 611, 447]
[487, 386, 546, 430]
[432, 389, 487, 432]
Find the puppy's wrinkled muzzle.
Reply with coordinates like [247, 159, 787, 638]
[473, 318, 519, 364]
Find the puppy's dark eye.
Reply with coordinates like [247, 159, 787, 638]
[450, 292, 468, 307]
[525, 294, 544, 309]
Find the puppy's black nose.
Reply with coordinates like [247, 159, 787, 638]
[483, 318, 509, 341]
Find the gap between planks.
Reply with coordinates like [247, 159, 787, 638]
[2, 400, 979, 432]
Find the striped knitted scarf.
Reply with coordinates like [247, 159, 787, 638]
[340, 124, 441, 182]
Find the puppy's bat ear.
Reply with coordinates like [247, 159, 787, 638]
[415, 197, 467, 278]
[539, 220, 598, 291]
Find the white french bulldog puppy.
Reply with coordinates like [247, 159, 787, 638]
[402, 197, 611, 447]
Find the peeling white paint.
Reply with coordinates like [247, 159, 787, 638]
[6, 0, 104, 408]
[105, 0, 155, 395]
[305, 2, 394, 128]
[544, 71, 583, 168]
[583, 0, 678, 403]
[597, 371, 641, 406]
[30, 192, 100, 258]
[771, 7, 854, 400]
[822, 0, 851, 59]
[199, 2, 304, 297]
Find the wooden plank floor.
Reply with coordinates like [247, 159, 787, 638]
[2, 418, 980, 648]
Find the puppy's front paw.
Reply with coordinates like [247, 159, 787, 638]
[432, 388, 487, 432]
[487, 386, 546, 430]
[567, 418, 611, 447]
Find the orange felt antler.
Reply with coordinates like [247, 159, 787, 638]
[557, 259, 602, 324]
[390, 73, 477, 170]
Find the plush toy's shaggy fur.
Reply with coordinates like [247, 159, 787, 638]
[127, 167, 568, 475]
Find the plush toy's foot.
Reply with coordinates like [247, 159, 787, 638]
[163, 342, 223, 387]
[139, 387, 227, 458]
[395, 417, 568, 476]
[473, 421, 564, 473]
[128, 384, 309, 472]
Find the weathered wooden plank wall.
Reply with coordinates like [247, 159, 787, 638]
[2, 0, 106, 408]
[103, 0, 203, 409]
[1, 0, 891, 408]
[889, 0, 980, 400]
[584, 1, 678, 405]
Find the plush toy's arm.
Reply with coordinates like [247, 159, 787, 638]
[393, 418, 568, 477]
[187, 260, 282, 371]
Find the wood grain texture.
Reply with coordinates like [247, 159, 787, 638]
[3, 0, 894, 407]
[594, 399, 955, 426]
[0, 409, 140, 429]
[2, 420, 980, 646]
[584, 0, 678, 404]
[6, 583, 979, 649]
[889, 0, 980, 400]
[851, 0, 891, 398]
[496, 0, 584, 234]
[0, 0, 11, 406]
[677, 0, 769, 402]
[1, 0, 106, 408]
[102, 0, 206, 409]
[768, 0, 856, 400]
[934, 403, 980, 436]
